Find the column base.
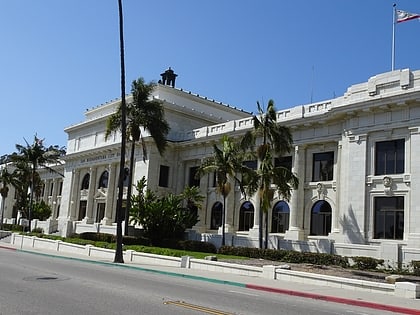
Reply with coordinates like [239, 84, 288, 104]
[100, 217, 113, 225]
[248, 225, 261, 239]
[218, 224, 235, 234]
[284, 228, 305, 241]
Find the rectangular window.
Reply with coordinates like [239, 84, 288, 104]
[58, 181, 63, 196]
[275, 156, 292, 171]
[375, 139, 404, 175]
[158, 165, 170, 187]
[189, 166, 200, 187]
[374, 196, 404, 240]
[312, 152, 334, 181]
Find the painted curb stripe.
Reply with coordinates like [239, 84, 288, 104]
[246, 284, 420, 315]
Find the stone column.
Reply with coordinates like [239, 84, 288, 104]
[331, 142, 342, 234]
[51, 178, 59, 218]
[102, 163, 116, 225]
[85, 167, 97, 223]
[69, 169, 80, 220]
[285, 145, 305, 240]
[43, 179, 50, 203]
[248, 192, 261, 240]
[224, 176, 235, 233]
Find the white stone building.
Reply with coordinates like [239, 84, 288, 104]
[2, 68, 420, 265]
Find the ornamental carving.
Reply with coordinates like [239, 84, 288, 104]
[383, 176, 393, 195]
[316, 183, 326, 200]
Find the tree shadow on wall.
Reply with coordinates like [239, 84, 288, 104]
[339, 204, 365, 244]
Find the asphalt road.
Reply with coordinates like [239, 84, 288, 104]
[0, 249, 400, 315]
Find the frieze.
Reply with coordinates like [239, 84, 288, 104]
[80, 153, 117, 164]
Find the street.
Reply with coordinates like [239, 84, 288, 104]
[0, 249, 401, 315]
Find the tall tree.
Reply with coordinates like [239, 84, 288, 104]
[0, 168, 15, 230]
[242, 100, 299, 248]
[9, 135, 65, 231]
[105, 77, 170, 236]
[197, 135, 251, 246]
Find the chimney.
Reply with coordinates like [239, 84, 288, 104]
[159, 67, 178, 87]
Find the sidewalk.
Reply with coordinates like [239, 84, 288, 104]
[1, 239, 419, 315]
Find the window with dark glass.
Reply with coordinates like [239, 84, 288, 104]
[374, 196, 404, 240]
[310, 200, 332, 236]
[375, 139, 404, 175]
[271, 201, 290, 233]
[212, 172, 217, 187]
[312, 152, 334, 181]
[81, 174, 90, 190]
[98, 171, 109, 189]
[211, 202, 223, 229]
[239, 201, 254, 231]
[123, 167, 130, 187]
[159, 165, 170, 187]
[58, 181, 63, 196]
[274, 156, 292, 171]
[96, 203, 105, 223]
[78, 200, 87, 221]
[49, 183, 54, 196]
[189, 166, 200, 187]
[243, 160, 257, 170]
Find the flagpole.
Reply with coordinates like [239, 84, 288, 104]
[392, 3, 396, 71]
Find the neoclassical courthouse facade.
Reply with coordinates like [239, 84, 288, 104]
[2, 68, 420, 264]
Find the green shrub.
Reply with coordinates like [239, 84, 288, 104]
[218, 246, 349, 267]
[77, 232, 115, 243]
[176, 240, 217, 253]
[411, 260, 420, 276]
[351, 256, 384, 270]
[31, 227, 44, 234]
[122, 235, 150, 246]
[2, 223, 24, 232]
[32, 200, 52, 221]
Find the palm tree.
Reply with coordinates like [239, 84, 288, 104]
[242, 100, 299, 248]
[9, 135, 65, 231]
[105, 77, 170, 236]
[197, 135, 250, 246]
[0, 167, 15, 230]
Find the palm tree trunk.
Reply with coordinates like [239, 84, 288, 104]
[264, 211, 268, 249]
[28, 165, 36, 232]
[114, 0, 126, 263]
[222, 194, 226, 246]
[124, 139, 135, 236]
[259, 198, 263, 249]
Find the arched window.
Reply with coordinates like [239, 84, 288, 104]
[310, 200, 332, 236]
[239, 201, 254, 231]
[271, 201, 290, 233]
[98, 171, 109, 189]
[210, 202, 223, 230]
[81, 174, 90, 190]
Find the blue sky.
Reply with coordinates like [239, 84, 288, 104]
[1, 1, 419, 155]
